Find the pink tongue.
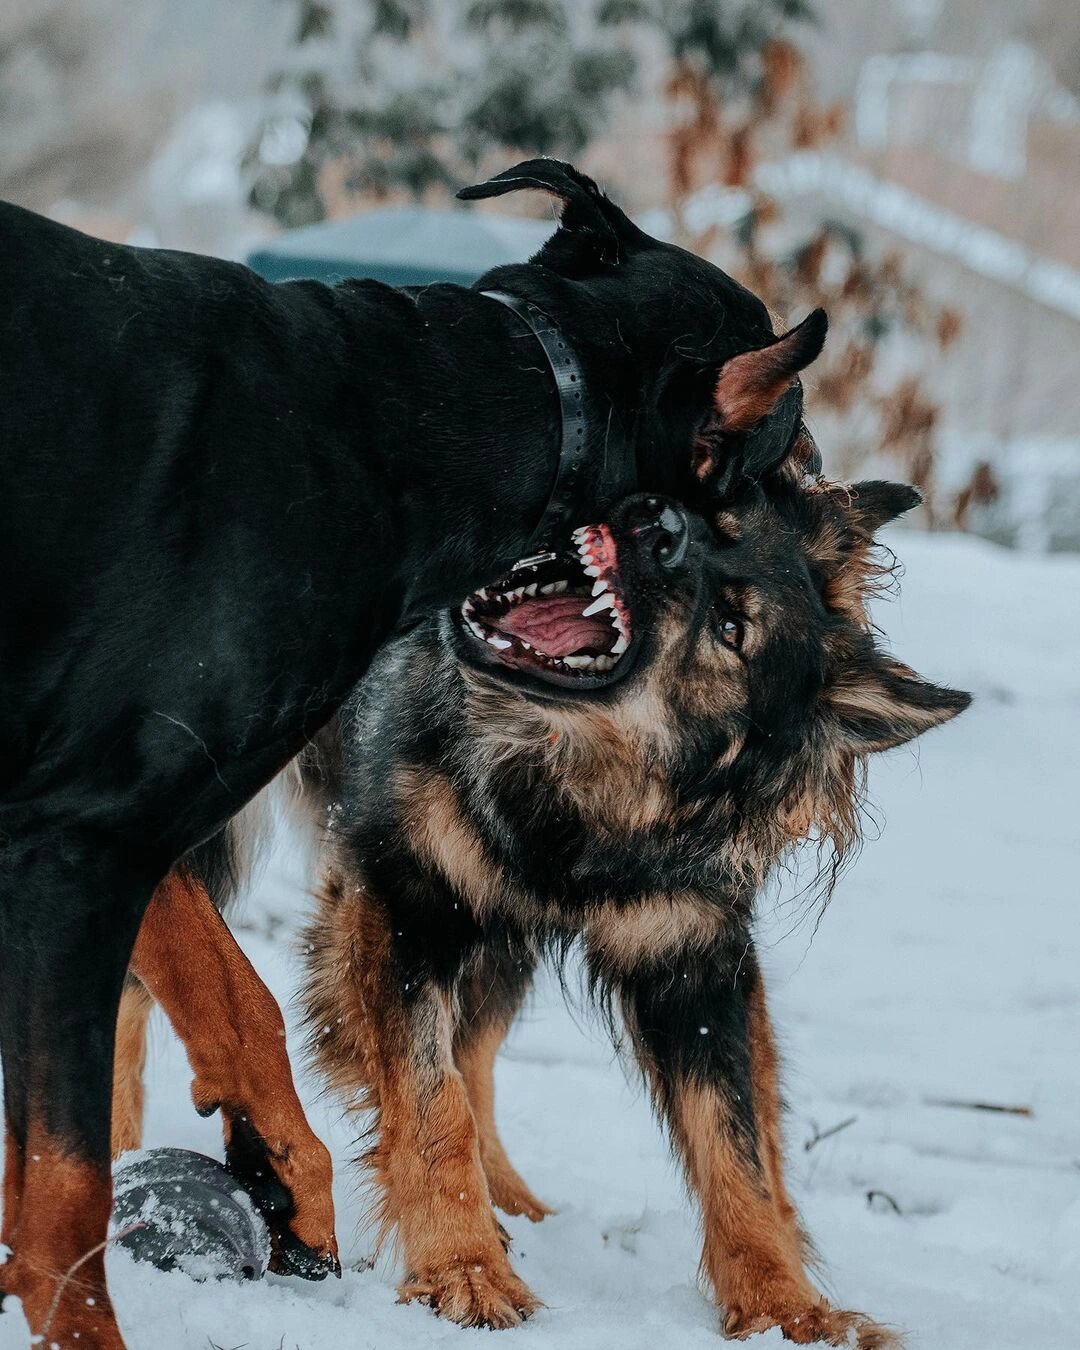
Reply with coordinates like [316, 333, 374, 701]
[497, 595, 613, 657]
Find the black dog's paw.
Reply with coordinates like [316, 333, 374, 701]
[225, 1112, 341, 1281]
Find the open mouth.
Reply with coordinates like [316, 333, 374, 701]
[455, 524, 634, 687]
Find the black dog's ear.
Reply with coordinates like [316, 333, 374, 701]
[846, 480, 922, 536]
[827, 646, 971, 753]
[711, 309, 828, 435]
[458, 158, 641, 268]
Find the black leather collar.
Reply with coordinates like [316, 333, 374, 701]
[481, 289, 592, 553]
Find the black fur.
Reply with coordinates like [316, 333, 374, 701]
[2, 158, 834, 1338]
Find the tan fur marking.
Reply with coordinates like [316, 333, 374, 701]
[1, 1139, 121, 1349]
[584, 892, 728, 972]
[131, 871, 337, 1268]
[110, 978, 154, 1158]
[303, 876, 539, 1328]
[455, 1019, 552, 1222]
[397, 768, 515, 918]
[673, 1081, 897, 1345]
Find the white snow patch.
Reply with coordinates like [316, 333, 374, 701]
[1, 531, 1076, 1348]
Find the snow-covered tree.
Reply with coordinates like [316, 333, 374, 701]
[247, 0, 637, 226]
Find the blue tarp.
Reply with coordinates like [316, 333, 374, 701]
[246, 205, 555, 287]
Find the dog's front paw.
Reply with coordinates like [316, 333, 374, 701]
[723, 1301, 902, 1347]
[401, 1258, 540, 1329]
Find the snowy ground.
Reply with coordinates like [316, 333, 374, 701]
[3, 531, 1078, 1349]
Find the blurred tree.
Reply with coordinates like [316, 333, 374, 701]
[249, 0, 978, 521]
[246, 0, 636, 227]
[599, 0, 972, 521]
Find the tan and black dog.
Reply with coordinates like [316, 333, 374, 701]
[119, 459, 968, 1345]
[292, 468, 968, 1345]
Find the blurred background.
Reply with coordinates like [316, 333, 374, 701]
[3, 0, 1078, 548]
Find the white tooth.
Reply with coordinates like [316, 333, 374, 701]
[582, 593, 614, 617]
[583, 564, 600, 577]
[521, 641, 531, 650]
[553, 579, 568, 593]
[477, 589, 488, 600]
[611, 634, 629, 655]
[487, 635, 511, 649]
[540, 583, 557, 595]
[525, 583, 538, 597]
[591, 579, 608, 596]
[564, 655, 593, 669]
[594, 655, 615, 672]
[512, 587, 525, 600]
[612, 612, 627, 635]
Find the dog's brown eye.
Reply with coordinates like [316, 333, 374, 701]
[720, 617, 743, 649]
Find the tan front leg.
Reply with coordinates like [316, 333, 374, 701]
[614, 944, 899, 1347]
[130, 870, 337, 1276]
[303, 878, 539, 1328]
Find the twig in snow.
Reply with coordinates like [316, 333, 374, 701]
[804, 1115, 858, 1152]
[866, 1190, 903, 1215]
[923, 1096, 1033, 1117]
[40, 1222, 145, 1339]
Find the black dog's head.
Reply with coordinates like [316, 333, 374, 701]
[447, 467, 970, 878]
[461, 157, 827, 503]
[451, 159, 830, 692]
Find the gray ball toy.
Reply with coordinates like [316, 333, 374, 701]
[111, 1148, 271, 1281]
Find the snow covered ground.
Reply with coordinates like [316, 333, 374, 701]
[3, 530, 1078, 1349]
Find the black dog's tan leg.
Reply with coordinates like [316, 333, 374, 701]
[0, 833, 152, 1350]
[453, 950, 552, 1222]
[111, 978, 154, 1158]
[304, 878, 539, 1328]
[611, 943, 898, 1347]
[130, 870, 339, 1279]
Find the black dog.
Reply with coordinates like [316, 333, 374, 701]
[1, 158, 829, 1348]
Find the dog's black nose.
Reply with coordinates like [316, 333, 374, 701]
[632, 496, 690, 569]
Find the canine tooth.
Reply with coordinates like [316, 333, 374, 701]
[563, 655, 593, 669]
[487, 635, 511, 649]
[611, 634, 629, 655]
[525, 583, 538, 597]
[582, 592, 615, 617]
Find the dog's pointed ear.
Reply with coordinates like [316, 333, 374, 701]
[458, 158, 641, 268]
[712, 308, 828, 434]
[845, 480, 922, 536]
[826, 646, 971, 753]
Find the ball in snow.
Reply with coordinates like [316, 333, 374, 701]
[111, 1148, 271, 1281]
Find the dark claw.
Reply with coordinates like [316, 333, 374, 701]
[270, 1225, 341, 1281]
